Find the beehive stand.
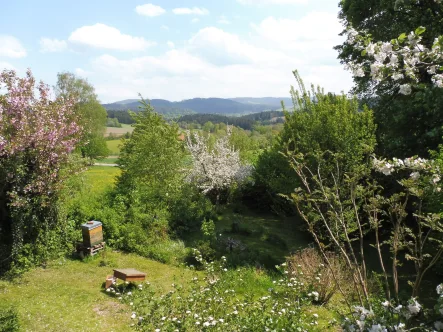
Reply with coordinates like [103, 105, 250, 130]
[77, 220, 105, 257]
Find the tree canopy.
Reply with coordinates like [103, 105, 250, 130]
[55, 72, 109, 161]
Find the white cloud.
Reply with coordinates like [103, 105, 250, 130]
[173, 7, 209, 15]
[161, 25, 169, 30]
[218, 16, 231, 24]
[191, 18, 200, 23]
[237, 0, 308, 4]
[188, 27, 292, 66]
[252, 12, 343, 65]
[135, 4, 166, 17]
[39, 38, 67, 53]
[68, 23, 155, 51]
[88, 12, 352, 103]
[167, 41, 175, 49]
[0, 35, 26, 58]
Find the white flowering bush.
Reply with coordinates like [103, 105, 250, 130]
[344, 26, 443, 94]
[287, 149, 443, 327]
[106, 250, 324, 331]
[185, 127, 253, 204]
[342, 283, 443, 331]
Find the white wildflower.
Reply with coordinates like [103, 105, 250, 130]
[399, 84, 412, 95]
[392, 73, 404, 80]
[407, 299, 421, 315]
[368, 324, 385, 332]
[410, 172, 420, 180]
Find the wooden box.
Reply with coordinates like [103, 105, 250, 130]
[81, 221, 103, 247]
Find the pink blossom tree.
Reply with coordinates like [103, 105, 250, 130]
[0, 69, 82, 273]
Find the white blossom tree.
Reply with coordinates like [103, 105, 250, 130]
[185, 127, 253, 204]
[344, 26, 443, 95]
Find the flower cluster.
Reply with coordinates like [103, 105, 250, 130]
[344, 26, 443, 94]
[342, 284, 443, 331]
[0, 69, 82, 205]
[185, 127, 253, 195]
[107, 252, 322, 331]
[373, 156, 441, 191]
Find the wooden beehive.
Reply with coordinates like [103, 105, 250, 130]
[81, 220, 103, 247]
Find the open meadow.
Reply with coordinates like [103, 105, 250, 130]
[105, 124, 134, 137]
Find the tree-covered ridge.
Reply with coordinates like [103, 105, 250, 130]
[102, 97, 280, 115]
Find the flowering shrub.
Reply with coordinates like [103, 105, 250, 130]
[344, 26, 443, 94]
[185, 127, 253, 204]
[106, 250, 323, 331]
[0, 69, 82, 274]
[342, 283, 443, 331]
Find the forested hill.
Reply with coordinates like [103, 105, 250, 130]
[102, 97, 287, 115]
[177, 110, 285, 130]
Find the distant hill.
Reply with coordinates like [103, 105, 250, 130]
[102, 97, 285, 116]
[229, 97, 292, 109]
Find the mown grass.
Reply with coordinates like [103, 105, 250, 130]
[106, 139, 122, 155]
[0, 251, 196, 332]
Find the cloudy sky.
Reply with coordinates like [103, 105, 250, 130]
[0, 0, 353, 103]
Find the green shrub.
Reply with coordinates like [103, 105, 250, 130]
[0, 306, 20, 332]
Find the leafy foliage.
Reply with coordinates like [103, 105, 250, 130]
[55, 72, 109, 161]
[254, 71, 376, 214]
[337, 0, 443, 157]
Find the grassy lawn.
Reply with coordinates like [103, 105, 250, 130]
[106, 139, 122, 155]
[83, 166, 120, 194]
[0, 251, 195, 332]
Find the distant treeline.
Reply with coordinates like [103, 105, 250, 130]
[107, 110, 135, 124]
[177, 111, 285, 130]
[106, 108, 196, 124]
[107, 109, 285, 129]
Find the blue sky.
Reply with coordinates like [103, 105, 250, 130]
[0, 0, 353, 102]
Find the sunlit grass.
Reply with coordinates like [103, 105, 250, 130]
[0, 251, 195, 331]
[83, 166, 120, 194]
[106, 139, 123, 155]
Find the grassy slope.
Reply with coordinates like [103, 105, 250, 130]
[0, 251, 195, 332]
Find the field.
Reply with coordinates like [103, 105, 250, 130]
[106, 139, 122, 155]
[0, 251, 195, 332]
[105, 124, 134, 137]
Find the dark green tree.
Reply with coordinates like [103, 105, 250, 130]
[336, 0, 443, 157]
[254, 71, 376, 214]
